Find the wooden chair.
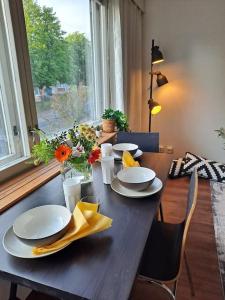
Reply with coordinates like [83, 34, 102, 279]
[116, 132, 159, 152]
[138, 169, 198, 299]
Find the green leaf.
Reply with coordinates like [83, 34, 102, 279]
[31, 140, 55, 164]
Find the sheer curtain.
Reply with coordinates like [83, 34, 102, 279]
[108, 0, 124, 112]
[120, 0, 144, 131]
[107, 0, 144, 125]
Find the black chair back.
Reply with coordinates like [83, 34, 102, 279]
[116, 132, 159, 152]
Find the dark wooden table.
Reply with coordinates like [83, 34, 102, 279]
[0, 153, 171, 300]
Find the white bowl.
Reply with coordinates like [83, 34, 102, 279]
[112, 143, 138, 157]
[13, 205, 71, 246]
[117, 167, 156, 191]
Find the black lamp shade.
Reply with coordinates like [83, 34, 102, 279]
[149, 99, 161, 115]
[152, 46, 164, 64]
[156, 72, 168, 87]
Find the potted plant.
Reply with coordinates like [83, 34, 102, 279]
[102, 108, 129, 133]
[113, 110, 129, 132]
[102, 108, 116, 133]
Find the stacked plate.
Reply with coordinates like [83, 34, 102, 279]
[3, 205, 71, 258]
[111, 167, 163, 198]
[112, 143, 143, 160]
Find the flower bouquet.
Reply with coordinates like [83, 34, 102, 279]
[31, 122, 101, 182]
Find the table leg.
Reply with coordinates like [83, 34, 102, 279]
[9, 282, 20, 300]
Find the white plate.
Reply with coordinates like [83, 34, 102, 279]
[111, 177, 163, 198]
[3, 226, 71, 259]
[112, 143, 138, 152]
[113, 149, 143, 161]
[13, 205, 71, 240]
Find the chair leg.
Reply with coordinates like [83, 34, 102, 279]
[173, 280, 177, 299]
[138, 276, 175, 299]
[184, 251, 195, 297]
[159, 203, 164, 222]
[9, 282, 20, 300]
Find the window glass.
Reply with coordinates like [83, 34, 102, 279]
[23, 0, 96, 135]
[0, 0, 29, 170]
[0, 92, 10, 158]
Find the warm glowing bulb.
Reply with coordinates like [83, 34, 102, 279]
[151, 105, 161, 115]
[152, 59, 164, 64]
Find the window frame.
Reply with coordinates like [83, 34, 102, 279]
[0, 0, 30, 171]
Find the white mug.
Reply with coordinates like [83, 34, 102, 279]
[63, 177, 81, 212]
[101, 156, 114, 184]
[101, 143, 113, 158]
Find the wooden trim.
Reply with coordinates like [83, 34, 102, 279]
[9, 0, 38, 128]
[0, 132, 116, 213]
[0, 160, 60, 213]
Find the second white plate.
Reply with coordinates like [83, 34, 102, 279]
[111, 177, 163, 198]
[113, 149, 143, 161]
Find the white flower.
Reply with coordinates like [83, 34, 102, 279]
[72, 149, 81, 157]
[72, 143, 85, 157]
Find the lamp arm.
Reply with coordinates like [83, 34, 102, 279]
[149, 39, 154, 100]
[148, 39, 155, 132]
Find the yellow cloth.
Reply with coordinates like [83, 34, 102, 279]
[122, 151, 140, 168]
[32, 201, 112, 255]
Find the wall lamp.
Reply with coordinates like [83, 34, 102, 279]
[148, 39, 168, 132]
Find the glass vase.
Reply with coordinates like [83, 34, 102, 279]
[61, 161, 93, 184]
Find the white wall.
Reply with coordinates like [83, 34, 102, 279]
[142, 0, 225, 162]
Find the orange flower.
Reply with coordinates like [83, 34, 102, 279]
[55, 145, 72, 162]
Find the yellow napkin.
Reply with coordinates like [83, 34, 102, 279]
[32, 201, 112, 255]
[122, 150, 140, 168]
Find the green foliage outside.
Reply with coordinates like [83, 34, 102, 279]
[23, 0, 90, 88]
[66, 32, 91, 86]
[51, 85, 92, 125]
[23, 0, 94, 134]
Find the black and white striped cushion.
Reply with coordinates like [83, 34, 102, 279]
[169, 158, 186, 178]
[183, 152, 225, 182]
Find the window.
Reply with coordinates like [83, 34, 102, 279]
[0, 0, 108, 175]
[0, 0, 30, 171]
[23, 0, 108, 135]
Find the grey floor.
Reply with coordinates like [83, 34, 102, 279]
[0, 279, 31, 300]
